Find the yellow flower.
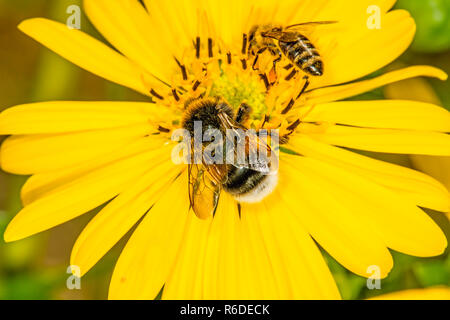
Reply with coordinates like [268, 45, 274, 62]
[384, 71, 450, 194]
[369, 287, 450, 300]
[1, 0, 450, 299]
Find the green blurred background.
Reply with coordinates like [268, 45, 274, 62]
[0, 0, 449, 300]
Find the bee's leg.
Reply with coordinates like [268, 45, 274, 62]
[270, 48, 282, 72]
[296, 75, 310, 100]
[235, 102, 252, 124]
[252, 47, 268, 70]
[284, 68, 297, 81]
[281, 76, 310, 114]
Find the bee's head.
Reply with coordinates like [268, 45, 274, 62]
[271, 26, 282, 32]
[261, 26, 283, 39]
[182, 97, 233, 137]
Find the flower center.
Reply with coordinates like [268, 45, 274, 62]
[209, 73, 267, 120]
[142, 35, 310, 136]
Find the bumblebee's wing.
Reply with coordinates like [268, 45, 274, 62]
[217, 111, 278, 174]
[243, 129, 279, 174]
[188, 162, 222, 220]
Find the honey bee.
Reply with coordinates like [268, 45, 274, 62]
[248, 21, 336, 78]
[181, 98, 278, 219]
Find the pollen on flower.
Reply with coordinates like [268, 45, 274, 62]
[140, 33, 313, 137]
[209, 73, 267, 119]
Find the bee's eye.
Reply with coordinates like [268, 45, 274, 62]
[272, 27, 282, 32]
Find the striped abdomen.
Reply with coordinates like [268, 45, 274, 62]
[223, 166, 278, 203]
[278, 34, 323, 76]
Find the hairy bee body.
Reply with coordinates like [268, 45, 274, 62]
[182, 98, 278, 218]
[248, 25, 282, 61]
[223, 165, 278, 203]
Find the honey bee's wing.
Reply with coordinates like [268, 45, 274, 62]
[188, 162, 223, 220]
[261, 30, 301, 43]
[260, 30, 288, 41]
[217, 111, 278, 175]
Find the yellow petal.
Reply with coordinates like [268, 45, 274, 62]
[214, 195, 248, 299]
[143, 0, 199, 50]
[199, 0, 254, 47]
[83, 0, 174, 84]
[304, 124, 450, 156]
[280, 158, 393, 278]
[311, 10, 416, 89]
[283, 0, 396, 26]
[20, 137, 168, 205]
[283, 154, 448, 257]
[0, 124, 152, 174]
[411, 155, 450, 192]
[162, 210, 213, 300]
[237, 205, 281, 299]
[108, 173, 190, 300]
[369, 287, 450, 300]
[301, 100, 450, 132]
[289, 135, 450, 213]
[306, 66, 448, 105]
[18, 18, 150, 96]
[70, 160, 179, 276]
[0, 101, 166, 135]
[4, 144, 173, 242]
[382, 71, 450, 192]
[250, 197, 341, 299]
[383, 69, 443, 105]
[242, 202, 292, 299]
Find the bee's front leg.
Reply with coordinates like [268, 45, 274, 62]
[252, 47, 269, 70]
[270, 49, 282, 72]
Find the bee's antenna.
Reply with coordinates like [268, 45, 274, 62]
[285, 21, 338, 29]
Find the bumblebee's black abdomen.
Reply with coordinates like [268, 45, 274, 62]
[223, 166, 265, 195]
[223, 165, 278, 203]
[279, 35, 323, 76]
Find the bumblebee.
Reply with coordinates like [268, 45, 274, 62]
[181, 98, 278, 219]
